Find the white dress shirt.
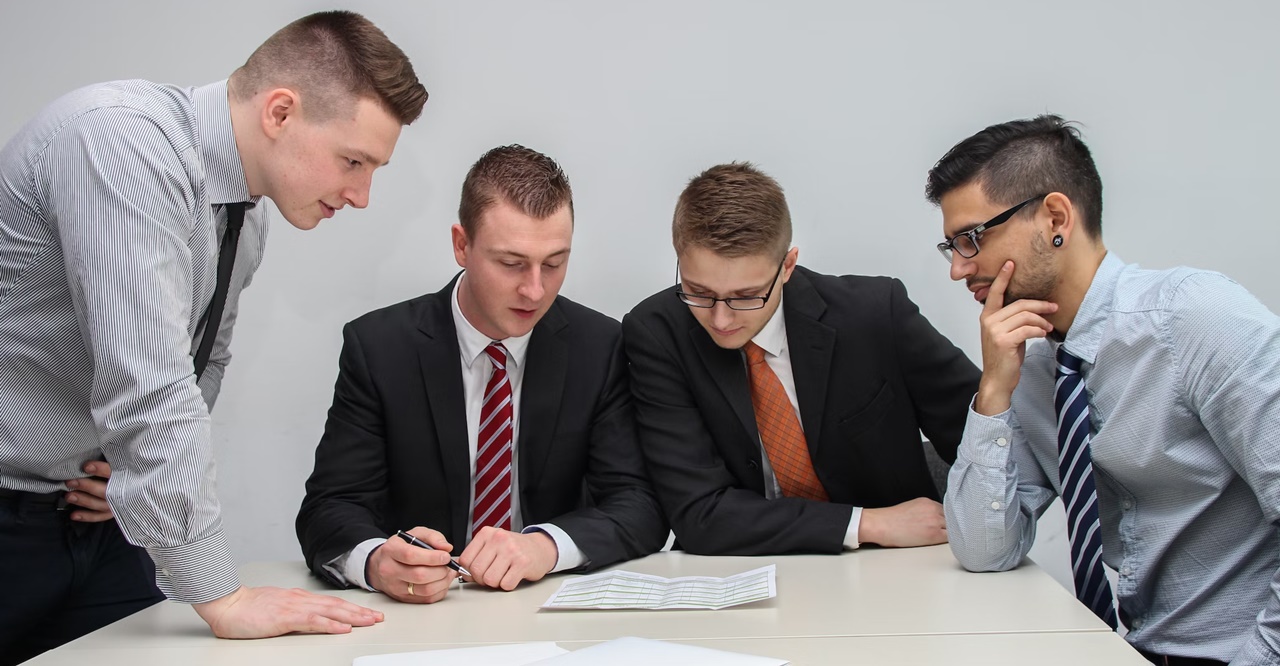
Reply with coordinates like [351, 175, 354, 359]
[329, 274, 585, 590]
[749, 297, 861, 549]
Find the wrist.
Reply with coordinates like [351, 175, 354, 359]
[192, 585, 245, 631]
[974, 381, 1012, 416]
[857, 508, 881, 546]
[531, 530, 559, 573]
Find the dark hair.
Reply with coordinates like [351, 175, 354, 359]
[925, 115, 1103, 238]
[458, 145, 573, 236]
[229, 10, 427, 125]
[673, 162, 791, 258]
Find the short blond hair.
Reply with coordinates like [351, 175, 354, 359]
[673, 162, 790, 258]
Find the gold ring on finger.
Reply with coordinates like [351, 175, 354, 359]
[407, 582, 415, 596]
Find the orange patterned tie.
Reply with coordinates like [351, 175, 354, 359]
[743, 342, 828, 501]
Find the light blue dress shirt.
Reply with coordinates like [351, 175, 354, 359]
[946, 252, 1280, 664]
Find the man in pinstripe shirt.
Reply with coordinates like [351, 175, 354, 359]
[931, 115, 1280, 665]
[0, 11, 426, 663]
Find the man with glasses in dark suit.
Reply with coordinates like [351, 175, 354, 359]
[623, 162, 979, 556]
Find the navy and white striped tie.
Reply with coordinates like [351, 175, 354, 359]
[1054, 346, 1119, 629]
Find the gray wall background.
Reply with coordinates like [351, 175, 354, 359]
[2, 1, 1277, 593]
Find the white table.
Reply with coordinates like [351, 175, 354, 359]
[28, 545, 1148, 665]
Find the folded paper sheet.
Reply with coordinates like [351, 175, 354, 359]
[541, 564, 776, 610]
[528, 637, 788, 665]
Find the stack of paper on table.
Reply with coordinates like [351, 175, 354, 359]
[352, 638, 788, 665]
[541, 564, 776, 610]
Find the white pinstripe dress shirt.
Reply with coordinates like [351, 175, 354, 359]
[0, 79, 267, 603]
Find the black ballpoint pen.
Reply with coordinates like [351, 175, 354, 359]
[396, 530, 472, 577]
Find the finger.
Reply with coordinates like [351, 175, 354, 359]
[1004, 324, 1053, 344]
[68, 476, 109, 499]
[407, 526, 453, 552]
[82, 461, 112, 479]
[499, 562, 525, 591]
[296, 592, 384, 624]
[385, 538, 451, 568]
[995, 299, 1058, 318]
[403, 563, 454, 586]
[282, 609, 353, 635]
[464, 545, 500, 588]
[65, 491, 110, 513]
[983, 261, 1015, 315]
[70, 509, 115, 523]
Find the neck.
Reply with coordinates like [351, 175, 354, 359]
[227, 92, 264, 198]
[1046, 244, 1108, 337]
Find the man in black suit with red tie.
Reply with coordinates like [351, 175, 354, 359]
[623, 162, 980, 556]
[297, 145, 667, 603]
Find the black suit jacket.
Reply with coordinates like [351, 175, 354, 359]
[298, 276, 668, 586]
[622, 266, 979, 555]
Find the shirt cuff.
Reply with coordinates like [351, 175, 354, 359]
[842, 506, 863, 550]
[524, 523, 585, 572]
[148, 531, 242, 604]
[322, 537, 386, 591]
[957, 398, 1017, 469]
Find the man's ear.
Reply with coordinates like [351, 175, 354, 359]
[260, 88, 300, 140]
[1043, 192, 1075, 246]
[451, 223, 470, 269]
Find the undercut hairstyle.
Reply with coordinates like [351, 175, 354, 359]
[925, 115, 1104, 238]
[673, 162, 791, 259]
[229, 10, 427, 125]
[458, 145, 574, 237]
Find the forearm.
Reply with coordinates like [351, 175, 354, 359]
[945, 403, 1050, 573]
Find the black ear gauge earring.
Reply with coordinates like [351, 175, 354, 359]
[1053, 235, 1064, 247]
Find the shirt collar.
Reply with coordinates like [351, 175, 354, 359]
[1060, 251, 1125, 364]
[748, 293, 788, 358]
[194, 80, 254, 207]
[450, 273, 532, 369]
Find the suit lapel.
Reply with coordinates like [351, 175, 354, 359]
[516, 303, 568, 518]
[415, 276, 473, 542]
[689, 324, 761, 466]
[783, 269, 836, 456]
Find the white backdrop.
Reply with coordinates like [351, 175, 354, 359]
[2, 1, 1277, 593]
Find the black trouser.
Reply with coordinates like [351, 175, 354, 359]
[0, 488, 164, 666]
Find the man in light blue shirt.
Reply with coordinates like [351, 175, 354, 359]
[928, 115, 1280, 665]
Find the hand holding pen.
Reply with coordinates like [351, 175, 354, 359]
[366, 527, 468, 604]
[396, 530, 472, 577]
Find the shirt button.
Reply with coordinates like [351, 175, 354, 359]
[990, 501, 1001, 510]
[995, 437, 1008, 447]
[161, 567, 170, 576]
[1120, 566, 1132, 577]
[1122, 500, 1134, 510]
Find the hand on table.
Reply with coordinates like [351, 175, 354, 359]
[193, 585, 384, 638]
[367, 527, 458, 604]
[859, 497, 948, 547]
[459, 527, 558, 591]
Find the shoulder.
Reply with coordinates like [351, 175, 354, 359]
[37, 80, 195, 146]
[346, 290, 441, 336]
[550, 295, 621, 337]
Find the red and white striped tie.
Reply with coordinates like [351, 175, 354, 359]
[472, 342, 513, 537]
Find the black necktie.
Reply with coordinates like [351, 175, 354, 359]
[193, 202, 245, 380]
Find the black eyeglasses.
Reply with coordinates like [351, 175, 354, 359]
[937, 194, 1047, 262]
[676, 258, 786, 311]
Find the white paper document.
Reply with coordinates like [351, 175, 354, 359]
[352, 642, 568, 666]
[528, 637, 788, 665]
[540, 564, 776, 610]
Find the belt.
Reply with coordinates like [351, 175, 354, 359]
[0, 487, 69, 510]
[1138, 649, 1227, 666]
